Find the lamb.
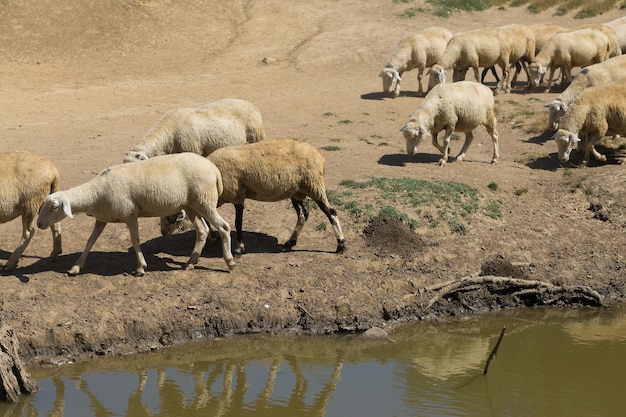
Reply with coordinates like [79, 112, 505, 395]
[553, 79, 626, 164]
[545, 55, 626, 131]
[0, 151, 62, 270]
[36, 153, 235, 275]
[379, 27, 452, 97]
[161, 139, 347, 255]
[428, 27, 514, 94]
[528, 28, 611, 92]
[400, 81, 499, 166]
[123, 98, 266, 162]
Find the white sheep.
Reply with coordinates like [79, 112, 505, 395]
[545, 55, 626, 130]
[428, 27, 514, 94]
[36, 153, 235, 275]
[528, 28, 611, 92]
[162, 139, 347, 255]
[553, 79, 626, 164]
[379, 27, 452, 97]
[497, 24, 536, 89]
[400, 81, 499, 166]
[123, 98, 266, 162]
[0, 151, 62, 270]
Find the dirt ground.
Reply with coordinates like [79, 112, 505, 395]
[2, 1, 626, 367]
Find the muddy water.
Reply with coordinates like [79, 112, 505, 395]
[4, 307, 626, 416]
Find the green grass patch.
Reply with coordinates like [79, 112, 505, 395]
[334, 177, 500, 234]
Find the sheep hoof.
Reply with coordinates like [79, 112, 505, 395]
[184, 263, 195, 271]
[282, 241, 296, 252]
[336, 242, 347, 254]
[491, 158, 498, 165]
[68, 265, 81, 276]
[227, 260, 236, 272]
[438, 158, 447, 167]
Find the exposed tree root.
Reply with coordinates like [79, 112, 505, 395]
[424, 275, 605, 311]
[0, 324, 38, 403]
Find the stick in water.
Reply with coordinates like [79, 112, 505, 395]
[483, 325, 506, 375]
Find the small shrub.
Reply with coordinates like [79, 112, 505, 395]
[338, 119, 353, 125]
[320, 145, 341, 151]
[487, 182, 499, 191]
[483, 200, 503, 219]
[514, 187, 528, 196]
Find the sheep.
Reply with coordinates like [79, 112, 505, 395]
[161, 139, 347, 255]
[123, 98, 266, 162]
[428, 27, 514, 94]
[400, 81, 499, 166]
[528, 28, 611, 92]
[607, 23, 626, 55]
[545, 55, 626, 131]
[379, 27, 452, 97]
[36, 153, 235, 275]
[553, 79, 626, 164]
[0, 151, 62, 270]
[579, 24, 622, 58]
[497, 24, 536, 89]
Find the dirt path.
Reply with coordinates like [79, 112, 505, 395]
[1, 1, 625, 367]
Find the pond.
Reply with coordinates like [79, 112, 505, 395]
[3, 306, 626, 416]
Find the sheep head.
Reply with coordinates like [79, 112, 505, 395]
[379, 68, 401, 95]
[553, 129, 580, 163]
[529, 63, 544, 87]
[427, 65, 446, 90]
[37, 193, 73, 230]
[123, 150, 149, 163]
[160, 210, 187, 236]
[545, 100, 568, 131]
[400, 121, 429, 155]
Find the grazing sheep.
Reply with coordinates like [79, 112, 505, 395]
[37, 153, 235, 275]
[607, 23, 626, 55]
[379, 27, 452, 97]
[0, 151, 62, 270]
[498, 24, 536, 89]
[428, 27, 514, 94]
[123, 98, 266, 162]
[545, 55, 626, 130]
[162, 139, 346, 255]
[553, 79, 626, 164]
[528, 28, 611, 92]
[579, 24, 622, 57]
[400, 81, 499, 166]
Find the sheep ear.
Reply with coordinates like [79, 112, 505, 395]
[438, 70, 446, 84]
[393, 71, 402, 81]
[544, 100, 554, 108]
[419, 126, 430, 137]
[61, 199, 73, 219]
[400, 123, 408, 132]
[569, 133, 581, 143]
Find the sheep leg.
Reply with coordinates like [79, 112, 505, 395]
[439, 127, 454, 166]
[487, 123, 500, 164]
[49, 222, 62, 260]
[455, 131, 474, 162]
[69, 220, 107, 275]
[4, 215, 36, 270]
[234, 204, 245, 253]
[585, 133, 606, 164]
[431, 132, 446, 154]
[195, 208, 235, 271]
[125, 217, 148, 276]
[284, 198, 309, 251]
[416, 68, 423, 97]
[314, 198, 347, 253]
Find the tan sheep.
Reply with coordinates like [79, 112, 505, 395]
[379, 27, 452, 97]
[162, 139, 346, 255]
[428, 27, 514, 94]
[553, 79, 626, 164]
[123, 98, 266, 162]
[0, 151, 62, 270]
[528, 28, 611, 92]
[545, 55, 626, 131]
[37, 153, 235, 275]
[400, 81, 499, 166]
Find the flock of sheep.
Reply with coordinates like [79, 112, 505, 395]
[381, 18, 626, 166]
[5, 16, 626, 276]
[1, 99, 346, 275]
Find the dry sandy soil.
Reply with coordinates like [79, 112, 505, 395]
[2, 1, 626, 367]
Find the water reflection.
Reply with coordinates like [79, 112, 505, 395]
[4, 306, 626, 417]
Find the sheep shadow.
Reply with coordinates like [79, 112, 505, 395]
[525, 131, 554, 145]
[378, 152, 440, 166]
[142, 229, 283, 257]
[360, 90, 419, 100]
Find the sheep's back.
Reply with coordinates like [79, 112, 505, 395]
[0, 152, 59, 221]
[421, 82, 494, 131]
[209, 139, 326, 204]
